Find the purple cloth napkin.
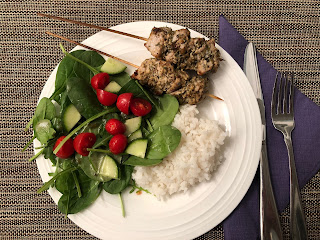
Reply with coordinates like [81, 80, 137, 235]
[219, 15, 320, 239]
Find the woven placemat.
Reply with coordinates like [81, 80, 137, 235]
[1, 0, 319, 239]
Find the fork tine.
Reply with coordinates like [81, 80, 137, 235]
[277, 72, 284, 114]
[283, 72, 289, 113]
[289, 73, 295, 114]
[271, 72, 279, 115]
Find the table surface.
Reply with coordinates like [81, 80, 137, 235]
[1, 1, 319, 239]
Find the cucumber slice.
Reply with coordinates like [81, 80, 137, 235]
[98, 155, 118, 179]
[124, 117, 142, 136]
[125, 139, 148, 158]
[128, 129, 143, 142]
[100, 58, 127, 75]
[62, 104, 81, 132]
[104, 81, 122, 93]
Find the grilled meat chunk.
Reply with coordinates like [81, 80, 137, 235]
[183, 38, 220, 75]
[144, 27, 190, 65]
[132, 58, 208, 104]
[132, 58, 189, 95]
[170, 76, 208, 105]
[144, 27, 221, 75]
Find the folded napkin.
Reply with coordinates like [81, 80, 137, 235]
[219, 15, 320, 239]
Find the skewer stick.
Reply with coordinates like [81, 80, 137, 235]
[46, 31, 139, 68]
[206, 93, 224, 101]
[38, 13, 148, 41]
[46, 31, 222, 101]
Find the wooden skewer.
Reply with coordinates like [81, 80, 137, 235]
[46, 31, 223, 101]
[206, 93, 224, 101]
[46, 31, 139, 68]
[38, 13, 148, 41]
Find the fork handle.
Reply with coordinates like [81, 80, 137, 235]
[283, 134, 308, 240]
[260, 141, 283, 240]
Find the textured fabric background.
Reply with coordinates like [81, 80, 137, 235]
[1, 1, 319, 239]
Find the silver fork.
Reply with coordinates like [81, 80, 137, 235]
[271, 72, 307, 240]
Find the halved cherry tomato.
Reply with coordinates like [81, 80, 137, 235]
[96, 89, 118, 106]
[53, 136, 74, 159]
[116, 93, 133, 115]
[109, 134, 127, 155]
[130, 98, 152, 116]
[91, 73, 110, 90]
[105, 119, 126, 135]
[73, 132, 97, 156]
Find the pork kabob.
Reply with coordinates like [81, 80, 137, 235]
[38, 13, 222, 76]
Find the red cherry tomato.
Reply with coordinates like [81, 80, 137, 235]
[91, 73, 110, 90]
[109, 134, 127, 155]
[130, 98, 152, 116]
[105, 119, 126, 135]
[73, 132, 97, 156]
[116, 93, 133, 115]
[96, 89, 118, 106]
[53, 136, 74, 159]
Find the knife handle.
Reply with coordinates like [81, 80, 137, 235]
[260, 141, 283, 240]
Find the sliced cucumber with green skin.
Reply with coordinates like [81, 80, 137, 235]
[100, 58, 127, 75]
[128, 129, 143, 142]
[124, 117, 142, 136]
[104, 81, 122, 93]
[125, 139, 148, 158]
[62, 104, 81, 132]
[98, 155, 118, 179]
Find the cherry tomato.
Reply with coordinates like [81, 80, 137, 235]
[53, 136, 74, 159]
[130, 98, 152, 116]
[116, 93, 133, 115]
[91, 73, 110, 90]
[73, 132, 97, 156]
[105, 119, 126, 135]
[96, 89, 118, 106]
[109, 134, 127, 155]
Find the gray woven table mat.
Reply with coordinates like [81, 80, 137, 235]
[1, 0, 319, 239]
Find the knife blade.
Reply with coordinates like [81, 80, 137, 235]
[244, 43, 283, 240]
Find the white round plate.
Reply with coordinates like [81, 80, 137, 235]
[35, 21, 262, 240]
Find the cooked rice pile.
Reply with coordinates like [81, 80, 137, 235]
[132, 104, 227, 198]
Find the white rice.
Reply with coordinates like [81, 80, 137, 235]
[132, 104, 227, 198]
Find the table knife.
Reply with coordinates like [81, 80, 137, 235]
[244, 43, 283, 240]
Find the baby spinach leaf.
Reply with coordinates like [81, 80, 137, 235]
[73, 51, 105, 83]
[52, 117, 63, 133]
[103, 165, 133, 194]
[150, 94, 179, 130]
[33, 97, 56, 128]
[118, 80, 160, 109]
[124, 156, 162, 166]
[79, 119, 103, 135]
[54, 50, 85, 100]
[146, 125, 181, 159]
[110, 72, 131, 87]
[118, 80, 146, 98]
[55, 161, 76, 194]
[58, 169, 102, 215]
[34, 119, 56, 144]
[67, 77, 104, 119]
[43, 143, 57, 165]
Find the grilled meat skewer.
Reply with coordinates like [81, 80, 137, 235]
[46, 32, 216, 105]
[132, 58, 208, 104]
[38, 14, 220, 76]
[144, 27, 221, 76]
